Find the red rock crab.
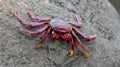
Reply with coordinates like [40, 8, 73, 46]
[14, 10, 97, 58]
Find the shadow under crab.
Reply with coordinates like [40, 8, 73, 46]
[14, 10, 97, 58]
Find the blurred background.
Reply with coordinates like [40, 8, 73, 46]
[109, 0, 120, 14]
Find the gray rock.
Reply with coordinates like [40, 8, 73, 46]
[0, 0, 120, 67]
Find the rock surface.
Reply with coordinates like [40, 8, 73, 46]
[0, 0, 120, 67]
[109, 0, 120, 14]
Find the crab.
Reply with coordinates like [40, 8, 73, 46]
[14, 10, 97, 58]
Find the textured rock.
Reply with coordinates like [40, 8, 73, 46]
[0, 0, 120, 67]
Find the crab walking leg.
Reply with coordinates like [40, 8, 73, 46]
[73, 27, 97, 41]
[19, 25, 48, 35]
[69, 38, 74, 57]
[14, 12, 46, 27]
[73, 14, 82, 27]
[72, 31, 89, 58]
[68, 21, 82, 27]
[27, 10, 51, 22]
[35, 27, 51, 49]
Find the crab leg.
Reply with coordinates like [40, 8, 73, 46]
[69, 38, 74, 57]
[68, 21, 81, 27]
[72, 14, 82, 27]
[27, 10, 51, 22]
[14, 12, 46, 27]
[19, 25, 48, 35]
[73, 27, 97, 41]
[35, 27, 51, 49]
[72, 31, 89, 58]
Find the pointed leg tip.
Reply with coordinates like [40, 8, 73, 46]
[72, 13, 78, 16]
[35, 47, 39, 50]
[27, 10, 31, 13]
[91, 34, 97, 39]
[13, 12, 17, 16]
[69, 50, 74, 57]
[94, 34, 97, 37]
[19, 28, 24, 32]
[84, 50, 89, 59]
[87, 34, 97, 41]
[72, 13, 76, 16]
[19, 28, 23, 32]
[35, 43, 41, 50]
